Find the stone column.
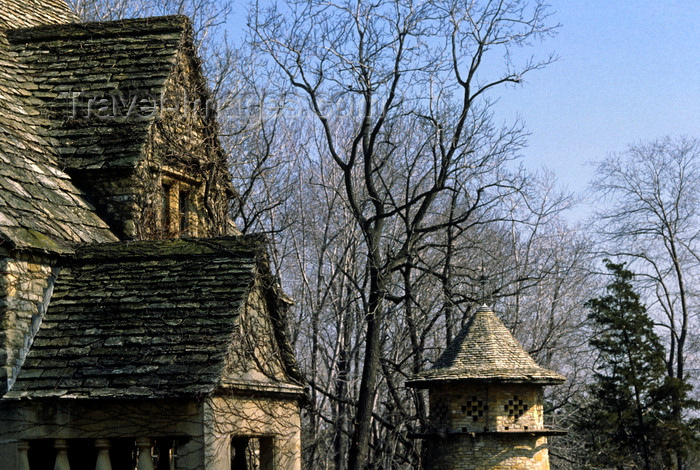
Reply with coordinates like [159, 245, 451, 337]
[95, 439, 112, 470]
[136, 438, 154, 470]
[54, 439, 70, 470]
[17, 441, 30, 470]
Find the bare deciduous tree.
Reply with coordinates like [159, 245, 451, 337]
[251, 1, 558, 467]
[591, 136, 700, 469]
[62, 1, 604, 467]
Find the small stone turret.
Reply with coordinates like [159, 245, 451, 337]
[407, 305, 565, 470]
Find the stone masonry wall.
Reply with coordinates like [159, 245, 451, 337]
[205, 280, 302, 470]
[425, 434, 550, 470]
[73, 162, 218, 240]
[0, 254, 56, 395]
[429, 383, 544, 433]
[426, 383, 550, 470]
[71, 170, 141, 239]
[205, 395, 302, 470]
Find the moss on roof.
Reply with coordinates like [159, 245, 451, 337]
[0, 31, 117, 253]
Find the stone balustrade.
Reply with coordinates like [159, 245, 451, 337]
[17, 437, 161, 470]
[53, 439, 70, 470]
[16, 441, 29, 470]
[94, 439, 112, 470]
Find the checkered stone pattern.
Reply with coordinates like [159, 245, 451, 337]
[431, 399, 450, 429]
[462, 396, 488, 422]
[504, 395, 529, 419]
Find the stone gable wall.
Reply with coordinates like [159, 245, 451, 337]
[141, 33, 234, 240]
[224, 277, 288, 383]
[0, 254, 56, 396]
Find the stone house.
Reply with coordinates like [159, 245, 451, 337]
[0, 1, 304, 469]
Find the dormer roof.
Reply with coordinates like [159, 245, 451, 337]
[5, 236, 303, 399]
[6, 16, 194, 171]
[407, 305, 565, 387]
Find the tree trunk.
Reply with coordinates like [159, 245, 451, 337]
[348, 266, 383, 470]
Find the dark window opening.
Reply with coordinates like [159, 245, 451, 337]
[162, 183, 172, 231]
[179, 190, 190, 234]
[162, 181, 193, 237]
[231, 436, 274, 470]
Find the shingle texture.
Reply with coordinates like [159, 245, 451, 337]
[0, 30, 116, 253]
[5, 236, 278, 399]
[408, 306, 565, 386]
[6, 16, 187, 170]
[0, 0, 78, 29]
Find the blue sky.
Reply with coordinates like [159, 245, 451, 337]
[492, 1, 700, 215]
[230, 1, 699, 220]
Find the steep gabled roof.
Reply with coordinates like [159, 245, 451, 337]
[5, 236, 303, 399]
[0, 0, 78, 29]
[7, 16, 189, 170]
[0, 31, 117, 253]
[0, 13, 235, 248]
[407, 305, 565, 387]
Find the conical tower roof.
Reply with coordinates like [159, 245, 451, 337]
[407, 305, 565, 387]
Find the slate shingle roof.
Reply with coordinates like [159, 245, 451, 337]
[0, 14, 199, 253]
[407, 305, 565, 387]
[0, 2, 300, 404]
[5, 236, 287, 399]
[0, 30, 117, 253]
[0, 0, 78, 29]
[7, 16, 188, 170]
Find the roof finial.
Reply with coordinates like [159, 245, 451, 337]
[478, 263, 489, 307]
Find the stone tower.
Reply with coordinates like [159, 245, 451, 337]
[407, 305, 566, 470]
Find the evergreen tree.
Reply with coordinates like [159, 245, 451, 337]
[578, 260, 683, 469]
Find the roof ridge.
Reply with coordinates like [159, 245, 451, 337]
[71, 235, 267, 261]
[7, 15, 189, 43]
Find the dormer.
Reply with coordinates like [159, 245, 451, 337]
[6, 16, 236, 240]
